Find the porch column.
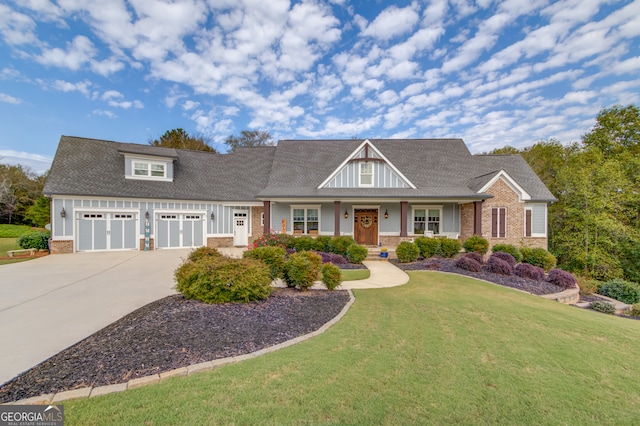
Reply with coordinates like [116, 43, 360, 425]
[263, 200, 271, 235]
[334, 201, 341, 236]
[400, 201, 408, 237]
[473, 201, 482, 235]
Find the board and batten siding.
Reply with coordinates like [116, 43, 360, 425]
[324, 161, 410, 188]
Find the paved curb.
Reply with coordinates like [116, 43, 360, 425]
[3, 290, 355, 406]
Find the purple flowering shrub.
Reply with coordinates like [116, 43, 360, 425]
[455, 256, 483, 272]
[485, 256, 514, 276]
[514, 263, 545, 281]
[490, 251, 516, 268]
[463, 251, 483, 265]
[547, 268, 577, 289]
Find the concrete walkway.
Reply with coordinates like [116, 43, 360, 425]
[339, 261, 409, 289]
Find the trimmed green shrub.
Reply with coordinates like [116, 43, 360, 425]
[187, 246, 222, 262]
[346, 244, 368, 264]
[515, 263, 545, 281]
[329, 236, 355, 257]
[455, 256, 482, 272]
[292, 236, 316, 251]
[396, 241, 420, 263]
[321, 263, 342, 290]
[463, 235, 489, 255]
[590, 300, 615, 314]
[243, 246, 287, 280]
[314, 236, 332, 252]
[547, 268, 577, 289]
[521, 247, 556, 271]
[598, 279, 640, 304]
[17, 231, 50, 250]
[486, 256, 514, 276]
[492, 244, 522, 263]
[251, 233, 294, 249]
[283, 251, 323, 290]
[490, 252, 516, 268]
[175, 257, 272, 304]
[415, 236, 441, 258]
[439, 238, 462, 258]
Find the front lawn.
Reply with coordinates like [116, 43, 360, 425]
[341, 268, 370, 281]
[0, 237, 28, 265]
[64, 272, 640, 425]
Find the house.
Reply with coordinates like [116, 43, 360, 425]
[43, 136, 555, 253]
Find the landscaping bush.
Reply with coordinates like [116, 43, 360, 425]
[175, 257, 272, 304]
[455, 256, 483, 272]
[292, 236, 316, 252]
[439, 238, 462, 258]
[17, 231, 50, 250]
[520, 247, 556, 271]
[321, 263, 342, 290]
[251, 233, 294, 249]
[598, 279, 640, 304]
[314, 236, 332, 252]
[576, 276, 601, 295]
[396, 241, 420, 263]
[283, 251, 323, 290]
[463, 235, 489, 255]
[346, 244, 368, 264]
[590, 300, 615, 315]
[464, 251, 483, 264]
[547, 268, 577, 289]
[414, 236, 441, 258]
[491, 244, 522, 262]
[242, 246, 287, 280]
[329, 236, 355, 257]
[485, 256, 514, 276]
[316, 251, 348, 265]
[514, 263, 545, 281]
[187, 246, 222, 262]
[490, 251, 516, 268]
[630, 304, 640, 317]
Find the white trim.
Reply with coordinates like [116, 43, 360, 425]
[121, 152, 176, 162]
[154, 209, 207, 249]
[477, 170, 531, 201]
[317, 139, 417, 189]
[524, 204, 547, 238]
[358, 161, 374, 187]
[74, 209, 140, 253]
[290, 205, 321, 235]
[411, 205, 443, 236]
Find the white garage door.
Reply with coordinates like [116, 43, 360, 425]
[156, 213, 204, 249]
[77, 213, 138, 252]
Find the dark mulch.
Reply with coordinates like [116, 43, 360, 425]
[390, 258, 566, 296]
[0, 288, 350, 404]
[337, 263, 367, 270]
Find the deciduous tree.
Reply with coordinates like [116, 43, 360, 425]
[149, 128, 216, 152]
[224, 130, 274, 152]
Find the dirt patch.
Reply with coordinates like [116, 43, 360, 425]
[0, 288, 350, 403]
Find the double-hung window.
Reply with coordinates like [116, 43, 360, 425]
[292, 207, 320, 234]
[134, 161, 165, 178]
[413, 207, 441, 235]
[359, 162, 373, 187]
[525, 204, 547, 237]
[491, 207, 506, 238]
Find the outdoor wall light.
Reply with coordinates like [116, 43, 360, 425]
[211, 212, 215, 221]
[384, 209, 389, 219]
[344, 210, 349, 219]
[60, 207, 66, 218]
[145, 211, 150, 220]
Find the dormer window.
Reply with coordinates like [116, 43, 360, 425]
[134, 161, 165, 178]
[359, 162, 373, 187]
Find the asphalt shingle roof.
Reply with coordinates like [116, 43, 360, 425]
[44, 136, 555, 203]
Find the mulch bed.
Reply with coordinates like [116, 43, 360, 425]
[0, 288, 350, 404]
[389, 258, 566, 295]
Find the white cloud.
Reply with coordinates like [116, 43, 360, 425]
[91, 109, 117, 118]
[182, 100, 200, 111]
[0, 4, 38, 45]
[0, 93, 22, 104]
[100, 90, 143, 109]
[52, 79, 92, 96]
[35, 35, 96, 70]
[0, 149, 52, 174]
[360, 4, 420, 41]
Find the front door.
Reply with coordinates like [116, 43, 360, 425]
[354, 209, 378, 245]
[233, 211, 248, 247]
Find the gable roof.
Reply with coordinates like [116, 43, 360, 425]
[43, 136, 276, 202]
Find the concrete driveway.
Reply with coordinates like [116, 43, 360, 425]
[0, 249, 193, 385]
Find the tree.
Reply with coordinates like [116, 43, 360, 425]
[149, 128, 216, 152]
[224, 130, 275, 152]
[0, 164, 44, 224]
[24, 195, 51, 227]
[582, 104, 640, 157]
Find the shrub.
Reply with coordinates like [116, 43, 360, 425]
[439, 238, 462, 258]
[547, 268, 577, 289]
[630, 304, 640, 317]
[490, 251, 516, 268]
[314, 236, 332, 252]
[414, 236, 441, 258]
[520, 247, 556, 271]
[514, 263, 545, 281]
[316, 251, 348, 265]
[329, 236, 355, 257]
[175, 257, 272, 304]
[590, 300, 615, 315]
[598, 279, 640, 304]
[17, 231, 50, 250]
[346, 244, 368, 264]
[396, 241, 420, 263]
[321, 263, 342, 290]
[463, 235, 489, 255]
[283, 251, 323, 290]
[292, 236, 316, 252]
[455, 256, 483, 272]
[577, 276, 601, 295]
[492, 244, 522, 262]
[251, 233, 294, 249]
[187, 246, 222, 262]
[242, 246, 287, 280]
[485, 256, 514, 276]
[464, 251, 483, 264]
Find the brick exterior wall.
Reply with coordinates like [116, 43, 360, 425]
[480, 178, 548, 251]
[138, 238, 155, 251]
[379, 235, 416, 247]
[50, 240, 73, 254]
[251, 206, 264, 242]
[207, 237, 234, 248]
[460, 203, 475, 241]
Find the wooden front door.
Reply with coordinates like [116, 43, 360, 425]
[354, 209, 378, 245]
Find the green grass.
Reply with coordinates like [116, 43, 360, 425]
[63, 272, 640, 425]
[0, 224, 33, 238]
[0, 237, 29, 265]
[341, 268, 370, 281]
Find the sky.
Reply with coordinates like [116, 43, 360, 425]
[1, 0, 639, 175]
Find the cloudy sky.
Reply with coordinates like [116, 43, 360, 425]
[1, 0, 639, 174]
